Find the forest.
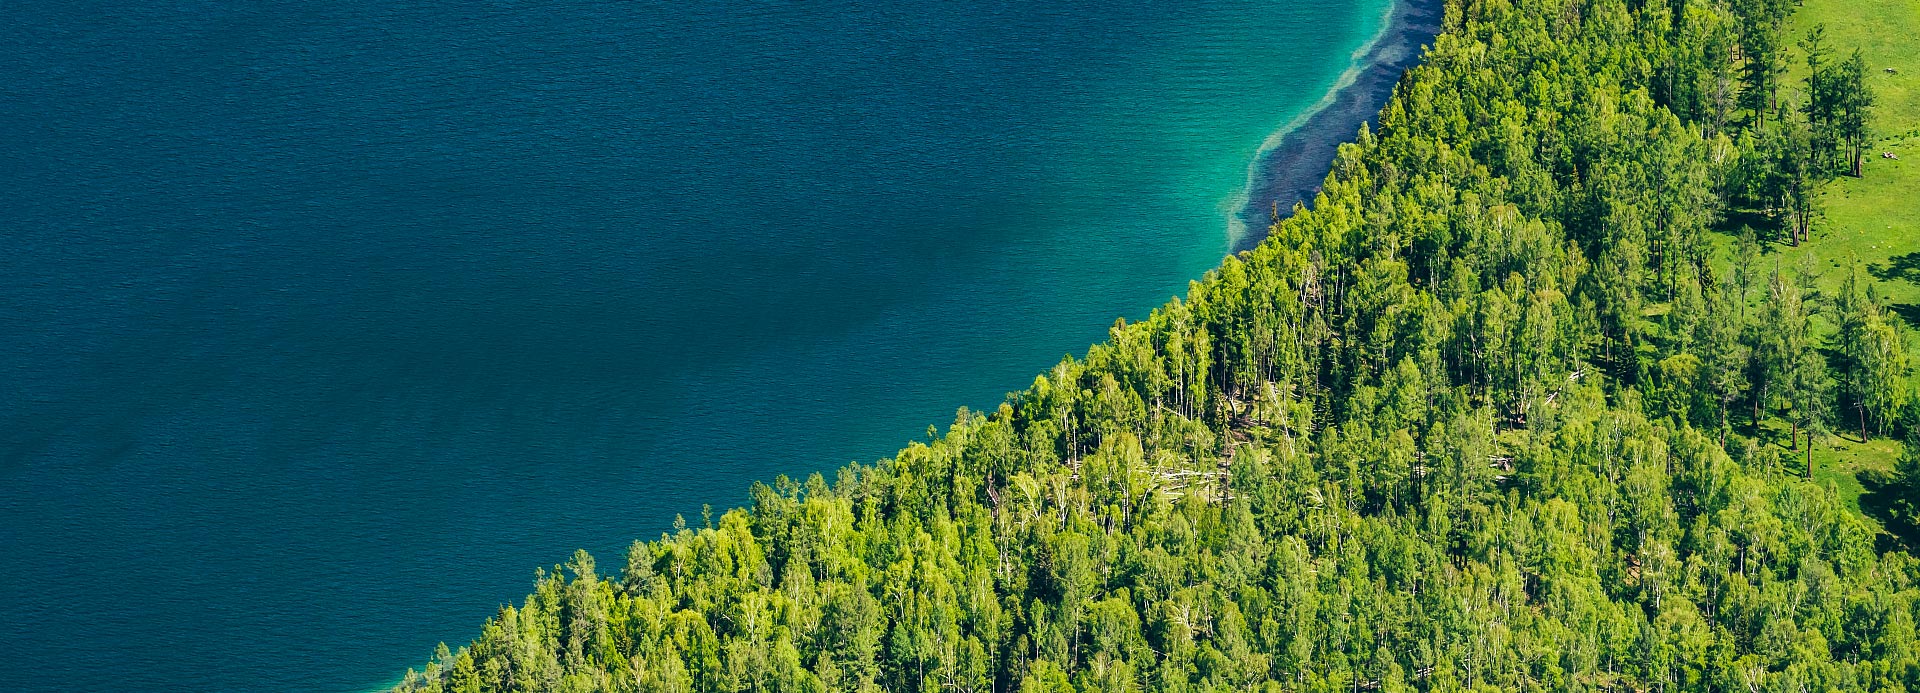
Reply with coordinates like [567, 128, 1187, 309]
[392, 0, 1920, 689]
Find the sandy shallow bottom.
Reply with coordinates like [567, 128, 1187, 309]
[1234, 0, 1446, 249]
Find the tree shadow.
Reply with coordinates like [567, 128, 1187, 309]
[1868, 251, 1920, 284]
[1717, 209, 1791, 245]
[1886, 303, 1920, 331]
[1858, 470, 1920, 554]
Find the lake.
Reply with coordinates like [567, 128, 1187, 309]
[0, 1, 1391, 689]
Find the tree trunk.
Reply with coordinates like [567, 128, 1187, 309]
[1860, 403, 1869, 442]
[1806, 435, 1814, 479]
[1728, 399, 1743, 447]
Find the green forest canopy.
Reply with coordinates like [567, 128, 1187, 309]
[392, 0, 1920, 690]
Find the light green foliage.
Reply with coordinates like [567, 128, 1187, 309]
[391, 0, 1920, 690]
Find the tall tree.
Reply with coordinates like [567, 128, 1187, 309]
[1834, 50, 1875, 177]
[1801, 25, 1839, 175]
[1773, 115, 1822, 244]
[1701, 273, 1751, 440]
[1836, 265, 1908, 438]
[1738, 9, 1786, 125]
[1787, 347, 1834, 475]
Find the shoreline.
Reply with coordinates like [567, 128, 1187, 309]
[1229, 0, 1445, 251]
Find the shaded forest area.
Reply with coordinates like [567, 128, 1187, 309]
[393, 0, 1920, 689]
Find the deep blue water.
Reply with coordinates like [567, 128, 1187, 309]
[0, 1, 1390, 690]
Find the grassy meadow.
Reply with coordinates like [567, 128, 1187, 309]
[1719, 0, 1920, 541]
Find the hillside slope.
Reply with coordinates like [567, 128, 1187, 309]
[1759, 0, 1920, 520]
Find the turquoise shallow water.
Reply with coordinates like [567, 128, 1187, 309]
[0, 1, 1390, 690]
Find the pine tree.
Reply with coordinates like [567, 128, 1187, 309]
[1834, 50, 1875, 177]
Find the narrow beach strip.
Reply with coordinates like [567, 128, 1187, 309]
[1230, 0, 1445, 250]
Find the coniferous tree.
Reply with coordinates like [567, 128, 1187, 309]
[1801, 25, 1840, 174]
[1701, 272, 1751, 439]
[1773, 114, 1822, 244]
[1834, 49, 1875, 177]
[1738, 6, 1786, 125]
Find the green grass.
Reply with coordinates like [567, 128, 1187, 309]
[1777, 0, 1920, 326]
[1735, 416, 1899, 539]
[1791, 0, 1920, 135]
[1810, 434, 1900, 517]
[1702, 0, 1920, 535]
[1745, 415, 1892, 504]
[1787, 0, 1920, 442]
